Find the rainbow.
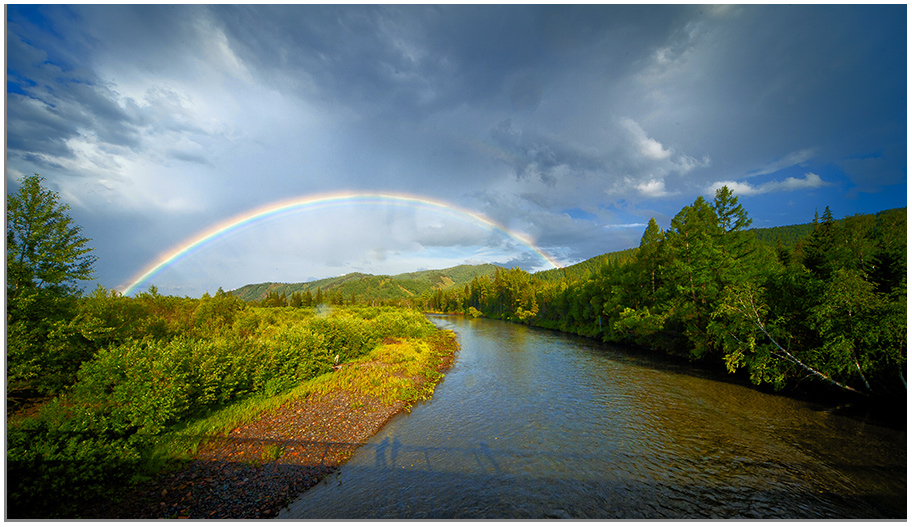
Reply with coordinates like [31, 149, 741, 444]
[118, 192, 560, 295]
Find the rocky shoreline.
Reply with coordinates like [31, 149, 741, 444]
[84, 335, 457, 519]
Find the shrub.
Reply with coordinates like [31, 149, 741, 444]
[8, 304, 442, 518]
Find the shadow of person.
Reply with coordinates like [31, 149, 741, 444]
[478, 441, 501, 472]
[375, 437, 389, 468]
[391, 437, 402, 467]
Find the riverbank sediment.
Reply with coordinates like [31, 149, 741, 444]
[84, 332, 458, 519]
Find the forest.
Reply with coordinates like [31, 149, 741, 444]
[231, 188, 906, 401]
[420, 189, 907, 400]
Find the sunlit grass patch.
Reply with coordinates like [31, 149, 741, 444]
[312, 337, 451, 408]
[146, 371, 335, 466]
[260, 443, 284, 462]
[144, 330, 457, 466]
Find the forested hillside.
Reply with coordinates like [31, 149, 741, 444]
[233, 218, 842, 308]
[230, 264, 498, 305]
[535, 248, 639, 282]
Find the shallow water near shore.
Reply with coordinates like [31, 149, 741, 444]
[279, 315, 906, 519]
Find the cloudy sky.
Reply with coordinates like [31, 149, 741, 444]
[6, 4, 907, 297]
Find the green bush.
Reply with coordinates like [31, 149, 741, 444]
[8, 304, 441, 518]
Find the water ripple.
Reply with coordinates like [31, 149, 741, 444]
[279, 316, 906, 519]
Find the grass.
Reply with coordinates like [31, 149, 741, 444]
[260, 444, 284, 462]
[144, 330, 457, 471]
[7, 305, 455, 519]
[312, 338, 450, 408]
[141, 372, 334, 472]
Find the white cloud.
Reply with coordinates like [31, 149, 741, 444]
[779, 172, 827, 190]
[706, 172, 829, 196]
[621, 118, 672, 160]
[750, 148, 816, 176]
[676, 154, 711, 174]
[637, 178, 673, 197]
[602, 222, 647, 230]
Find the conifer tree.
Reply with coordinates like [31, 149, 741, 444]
[7, 174, 96, 393]
[636, 217, 666, 299]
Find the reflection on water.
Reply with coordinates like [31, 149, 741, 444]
[279, 316, 906, 519]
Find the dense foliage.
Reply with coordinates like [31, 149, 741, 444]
[8, 295, 441, 518]
[230, 264, 500, 305]
[7, 174, 97, 394]
[6, 174, 458, 518]
[432, 189, 906, 399]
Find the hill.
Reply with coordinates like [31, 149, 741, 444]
[531, 220, 822, 283]
[230, 263, 499, 303]
[750, 207, 906, 248]
[534, 247, 638, 282]
[232, 207, 905, 303]
[751, 222, 816, 248]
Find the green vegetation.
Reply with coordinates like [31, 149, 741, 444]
[230, 263, 499, 305]
[7, 298, 447, 518]
[5, 175, 905, 518]
[6, 175, 456, 518]
[431, 189, 906, 400]
[228, 188, 905, 400]
[7, 174, 98, 394]
[310, 331, 456, 410]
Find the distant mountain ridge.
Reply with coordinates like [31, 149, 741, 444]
[229, 263, 499, 303]
[230, 208, 905, 303]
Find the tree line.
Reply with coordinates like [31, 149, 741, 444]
[8, 173, 905, 403]
[424, 188, 907, 400]
[258, 287, 351, 307]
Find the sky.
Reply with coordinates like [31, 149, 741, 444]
[6, 4, 908, 297]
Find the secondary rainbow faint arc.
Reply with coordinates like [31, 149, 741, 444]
[119, 192, 560, 295]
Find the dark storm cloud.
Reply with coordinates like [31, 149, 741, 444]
[6, 4, 905, 295]
[489, 118, 606, 187]
[633, 5, 906, 195]
[6, 5, 223, 174]
[207, 5, 692, 118]
[7, 10, 142, 151]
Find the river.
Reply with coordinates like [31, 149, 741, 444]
[279, 315, 906, 519]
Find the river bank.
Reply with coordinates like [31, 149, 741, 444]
[80, 332, 458, 519]
[279, 315, 905, 519]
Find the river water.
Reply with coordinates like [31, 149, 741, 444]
[279, 315, 906, 519]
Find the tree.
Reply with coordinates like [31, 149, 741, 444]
[7, 174, 96, 299]
[872, 208, 906, 296]
[803, 206, 839, 279]
[636, 217, 666, 299]
[7, 174, 96, 393]
[710, 206, 907, 397]
[653, 187, 768, 359]
[712, 185, 752, 234]
[709, 276, 905, 397]
[664, 196, 721, 307]
[660, 195, 722, 356]
[710, 185, 766, 286]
